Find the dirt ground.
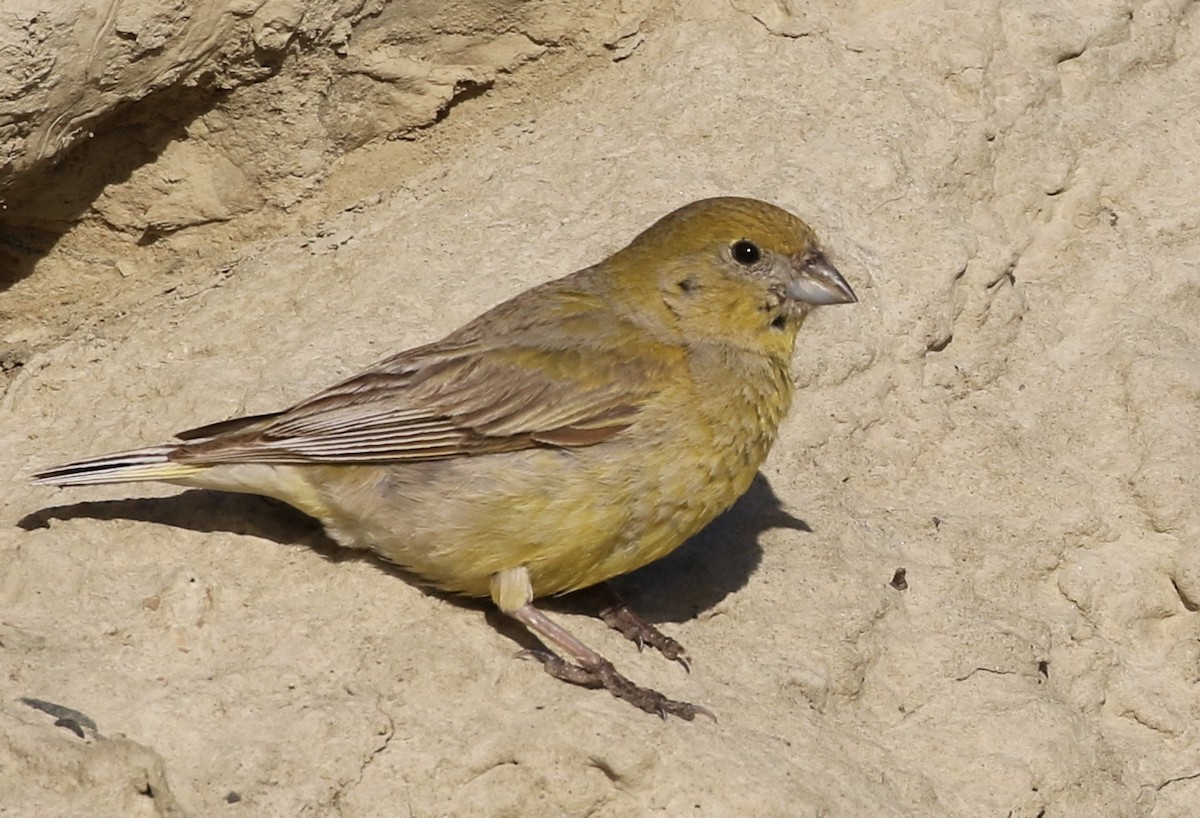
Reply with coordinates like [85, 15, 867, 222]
[2, 1, 1199, 816]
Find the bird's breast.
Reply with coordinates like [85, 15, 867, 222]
[583, 346, 794, 576]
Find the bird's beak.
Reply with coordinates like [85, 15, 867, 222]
[784, 253, 858, 305]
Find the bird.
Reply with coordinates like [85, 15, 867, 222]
[34, 197, 857, 719]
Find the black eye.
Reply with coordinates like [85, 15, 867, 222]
[731, 240, 761, 266]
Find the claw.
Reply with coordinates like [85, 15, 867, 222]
[520, 649, 707, 719]
[597, 597, 690, 668]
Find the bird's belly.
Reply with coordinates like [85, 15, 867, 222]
[288, 435, 764, 599]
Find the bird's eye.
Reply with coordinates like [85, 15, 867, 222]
[731, 240, 761, 266]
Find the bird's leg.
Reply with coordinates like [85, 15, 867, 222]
[491, 567, 710, 721]
[591, 582, 690, 671]
[511, 603, 710, 721]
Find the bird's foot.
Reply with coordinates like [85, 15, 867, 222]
[598, 600, 690, 671]
[519, 650, 712, 721]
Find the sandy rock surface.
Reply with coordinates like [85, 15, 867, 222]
[3, 0, 1198, 816]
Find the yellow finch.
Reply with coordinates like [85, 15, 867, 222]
[35, 197, 857, 719]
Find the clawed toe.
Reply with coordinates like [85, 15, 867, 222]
[518, 649, 604, 688]
[522, 650, 710, 720]
[598, 601, 691, 670]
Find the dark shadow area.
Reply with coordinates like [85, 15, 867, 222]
[20, 490, 336, 553]
[0, 83, 226, 291]
[21, 471, 808, 633]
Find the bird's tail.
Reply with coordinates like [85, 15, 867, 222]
[32, 446, 206, 487]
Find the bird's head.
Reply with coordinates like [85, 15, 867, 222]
[608, 197, 857, 355]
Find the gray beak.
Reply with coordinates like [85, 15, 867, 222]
[784, 253, 857, 305]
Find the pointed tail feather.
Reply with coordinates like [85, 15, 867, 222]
[32, 445, 206, 487]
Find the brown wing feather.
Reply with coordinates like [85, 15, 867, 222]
[174, 321, 670, 466]
[175, 411, 284, 441]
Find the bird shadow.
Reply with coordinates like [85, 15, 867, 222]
[18, 472, 810, 632]
[19, 491, 338, 555]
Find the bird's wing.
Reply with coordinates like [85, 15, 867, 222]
[174, 334, 672, 465]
